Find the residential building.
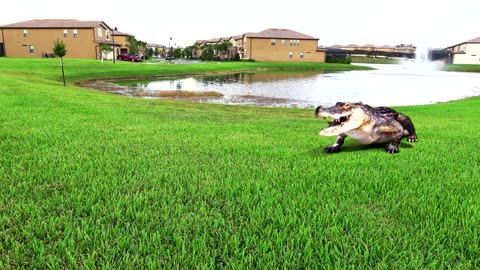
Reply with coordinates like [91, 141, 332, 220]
[0, 19, 120, 59]
[197, 28, 326, 62]
[325, 44, 416, 59]
[376, 45, 395, 53]
[113, 30, 134, 56]
[445, 36, 480, 64]
[393, 46, 416, 55]
[243, 28, 325, 62]
[230, 34, 245, 59]
[147, 44, 165, 55]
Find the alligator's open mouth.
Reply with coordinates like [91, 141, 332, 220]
[324, 116, 349, 127]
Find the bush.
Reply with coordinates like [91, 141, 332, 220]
[326, 54, 351, 64]
[233, 53, 241, 61]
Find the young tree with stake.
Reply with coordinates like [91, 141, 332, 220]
[53, 39, 67, 86]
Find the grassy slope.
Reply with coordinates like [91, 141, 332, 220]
[1, 58, 480, 269]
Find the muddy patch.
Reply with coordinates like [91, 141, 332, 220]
[78, 79, 302, 106]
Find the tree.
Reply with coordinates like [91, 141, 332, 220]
[183, 46, 193, 59]
[216, 41, 233, 60]
[53, 39, 67, 86]
[126, 36, 148, 60]
[396, 44, 416, 49]
[99, 44, 113, 63]
[200, 45, 215, 61]
[147, 48, 154, 59]
[172, 48, 182, 59]
[127, 36, 139, 55]
[184, 43, 200, 59]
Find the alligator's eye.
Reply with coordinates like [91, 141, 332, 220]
[344, 103, 351, 108]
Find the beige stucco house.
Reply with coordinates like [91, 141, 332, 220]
[243, 28, 325, 62]
[113, 30, 133, 56]
[445, 37, 480, 64]
[0, 19, 121, 59]
[197, 28, 326, 62]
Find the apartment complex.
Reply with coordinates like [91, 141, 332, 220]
[0, 19, 121, 59]
[326, 44, 416, 58]
[196, 28, 326, 62]
[445, 36, 480, 64]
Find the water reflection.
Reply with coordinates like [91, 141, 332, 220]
[105, 65, 480, 108]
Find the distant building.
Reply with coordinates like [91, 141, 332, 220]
[0, 19, 120, 59]
[325, 44, 416, 59]
[147, 43, 166, 57]
[114, 30, 134, 56]
[243, 28, 326, 62]
[196, 28, 326, 62]
[445, 37, 480, 64]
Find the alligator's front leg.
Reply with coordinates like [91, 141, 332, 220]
[395, 113, 418, 142]
[385, 132, 404, 153]
[325, 134, 347, 153]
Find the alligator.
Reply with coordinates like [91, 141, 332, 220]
[315, 102, 418, 153]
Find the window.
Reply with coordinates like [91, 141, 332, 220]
[289, 52, 293, 58]
[97, 28, 103, 37]
[64, 29, 68, 38]
[106, 30, 110, 40]
[29, 45, 34, 53]
[290, 40, 300, 46]
[281, 39, 286, 46]
[300, 52, 304, 58]
[23, 29, 27, 37]
[271, 39, 276, 46]
[73, 29, 78, 38]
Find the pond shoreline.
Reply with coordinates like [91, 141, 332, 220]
[79, 64, 480, 108]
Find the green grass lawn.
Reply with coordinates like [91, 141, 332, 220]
[1, 58, 480, 269]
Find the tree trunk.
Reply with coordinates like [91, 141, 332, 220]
[61, 57, 66, 86]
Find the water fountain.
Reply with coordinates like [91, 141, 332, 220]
[402, 45, 444, 73]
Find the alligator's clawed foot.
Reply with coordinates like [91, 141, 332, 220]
[407, 135, 418, 142]
[385, 145, 399, 154]
[325, 145, 341, 153]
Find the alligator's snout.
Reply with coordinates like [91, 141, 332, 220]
[315, 106, 323, 117]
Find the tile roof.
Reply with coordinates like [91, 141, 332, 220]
[245, 28, 318, 40]
[359, 44, 375, 48]
[445, 36, 480, 49]
[0, 19, 107, 29]
[232, 34, 244, 40]
[113, 30, 133, 37]
[462, 36, 480, 43]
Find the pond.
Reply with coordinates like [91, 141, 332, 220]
[91, 63, 480, 108]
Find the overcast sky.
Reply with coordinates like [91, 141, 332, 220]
[1, 0, 478, 49]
